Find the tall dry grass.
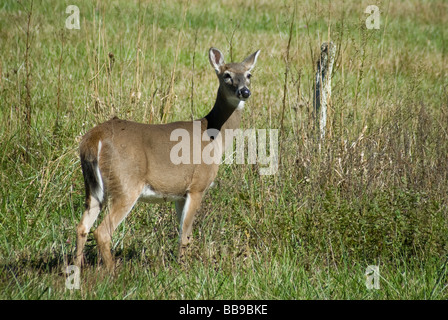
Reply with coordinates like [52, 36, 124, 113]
[0, 0, 447, 299]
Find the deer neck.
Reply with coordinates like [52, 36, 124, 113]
[204, 87, 243, 133]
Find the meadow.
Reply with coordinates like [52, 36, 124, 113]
[0, 0, 447, 299]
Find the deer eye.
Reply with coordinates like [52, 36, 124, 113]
[247, 73, 252, 79]
[223, 72, 233, 84]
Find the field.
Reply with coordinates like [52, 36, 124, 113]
[0, 0, 447, 300]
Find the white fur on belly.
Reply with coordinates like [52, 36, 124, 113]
[139, 185, 184, 203]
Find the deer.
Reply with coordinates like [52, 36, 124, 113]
[74, 47, 260, 272]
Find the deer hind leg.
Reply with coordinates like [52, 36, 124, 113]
[176, 192, 203, 261]
[75, 195, 102, 268]
[93, 191, 140, 273]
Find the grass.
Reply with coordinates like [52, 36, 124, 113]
[0, 0, 447, 299]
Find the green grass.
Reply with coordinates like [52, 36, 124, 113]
[0, 0, 447, 299]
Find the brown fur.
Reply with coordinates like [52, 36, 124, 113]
[74, 48, 260, 272]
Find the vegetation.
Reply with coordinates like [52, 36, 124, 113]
[0, 0, 447, 299]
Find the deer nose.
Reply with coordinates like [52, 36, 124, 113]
[238, 88, 251, 99]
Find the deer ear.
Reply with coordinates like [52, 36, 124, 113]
[242, 50, 260, 71]
[209, 47, 225, 74]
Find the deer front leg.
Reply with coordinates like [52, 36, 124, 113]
[176, 192, 203, 261]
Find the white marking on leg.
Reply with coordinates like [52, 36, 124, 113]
[81, 196, 101, 234]
[179, 194, 191, 239]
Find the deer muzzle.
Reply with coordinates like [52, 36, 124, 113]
[237, 87, 251, 100]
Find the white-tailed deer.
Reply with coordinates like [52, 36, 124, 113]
[75, 47, 260, 272]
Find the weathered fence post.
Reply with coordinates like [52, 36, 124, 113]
[313, 41, 336, 141]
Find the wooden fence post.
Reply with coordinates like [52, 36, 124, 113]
[313, 41, 336, 141]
